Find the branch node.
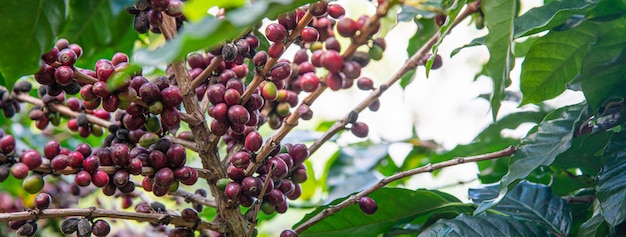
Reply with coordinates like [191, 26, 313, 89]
[347, 110, 359, 124]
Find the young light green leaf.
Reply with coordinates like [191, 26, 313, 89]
[134, 0, 317, 66]
[513, 0, 597, 38]
[469, 181, 572, 236]
[420, 213, 556, 237]
[295, 188, 463, 237]
[519, 22, 596, 105]
[0, 0, 67, 91]
[475, 102, 586, 214]
[482, 0, 515, 120]
[596, 130, 626, 227]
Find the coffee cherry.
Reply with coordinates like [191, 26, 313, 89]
[231, 151, 251, 169]
[96, 60, 115, 82]
[75, 170, 92, 187]
[58, 48, 77, 66]
[253, 51, 268, 67]
[241, 176, 263, 197]
[309, 1, 328, 16]
[358, 196, 378, 215]
[113, 170, 130, 187]
[111, 143, 130, 167]
[161, 86, 183, 108]
[224, 181, 242, 200]
[119, 181, 136, 193]
[271, 62, 292, 81]
[0, 135, 15, 153]
[21, 150, 42, 170]
[91, 170, 109, 187]
[151, 0, 170, 11]
[61, 218, 80, 234]
[166, 144, 186, 168]
[161, 107, 181, 127]
[0, 166, 9, 182]
[351, 122, 369, 138]
[23, 174, 44, 194]
[291, 167, 308, 183]
[17, 222, 36, 237]
[91, 219, 110, 237]
[179, 167, 198, 185]
[325, 72, 343, 91]
[154, 167, 175, 188]
[300, 72, 320, 92]
[430, 54, 443, 69]
[228, 105, 250, 125]
[268, 42, 285, 58]
[369, 44, 384, 60]
[139, 83, 161, 103]
[181, 208, 199, 223]
[278, 229, 298, 237]
[265, 157, 289, 179]
[226, 164, 245, 181]
[221, 43, 238, 62]
[11, 163, 29, 179]
[301, 27, 320, 43]
[337, 18, 357, 37]
[54, 66, 74, 86]
[357, 77, 374, 90]
[34, 193, 51, 210]
[265, 23, 287, 43]
[77, 218, 92, 237]
[244, 131, 263, 152]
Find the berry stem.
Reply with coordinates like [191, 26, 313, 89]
[308, 0, 483, 156]
[72, 67, 99, 84]
[293, 145, 517, 234]
[0, 207, 224, 232]
[191, 56, 223, 90]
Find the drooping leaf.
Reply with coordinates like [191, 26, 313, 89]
[450, 36, 485, 57]
[579, 16, 626, 112]
[475, 102, 586, 213]
[295, 188, 463, 237]
[469, 181, 572, 235]
[425, 0, 466, 77]
[60, 0, 137, 69]
[134, 0, 317, 65]
[596, 129, 626, 227]
[399, 69, 417, 90]
[0, 0, 67, 91]
[519, 22, 596, 105]
[513, 0, 597, 38]
[482, 0, 515, 120]
[419, 213, 556, 237]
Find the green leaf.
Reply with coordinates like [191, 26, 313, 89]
[519, 22, 596, 105]
[580, 16, 626, 112]
[399, 69, 416, 89]
[184, 0, 246, 21]
[469, 181, 572, 235]
[419, 213, 556, 237]
[475, 102, 586, 213]
[483, 0, 515, 120]
[552, 131, 613, 176]
[295, 188, 462, 237]
[327, 143, 389, 200]
[134, 0, 318, 65]
[402, 18, 437, 89]
[425, 0, 466, 77]
[513, 0, 597, 38]
[61, 0, 136, 69]
[0, 0, 67, 91]
[596, 130, 626, 227]
[512, 37, 538, 57]
[450, 36, 485, 57]
[578, 200, 610, 237]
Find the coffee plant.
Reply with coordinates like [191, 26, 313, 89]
[0, 0, 625, 236]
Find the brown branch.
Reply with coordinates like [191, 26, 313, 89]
[294, 146, 517, 233]
[31, 164, 211, 180]
[72, 67, 99, 84]
[159, 14, 249, 236]
[191, 56, 223, 90]
[0, 207, 224, 232]
[244, 1, 392, 176]
[171, 189, 217, 208]
[308, 0, 482, 155]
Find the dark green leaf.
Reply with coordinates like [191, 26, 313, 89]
[552, 131, 613, 175]
[596, 130, 626, 227]
[134, 0, 317, 65]
[401, 18, 437, 89]
[327, 143, 389, 200]
[550, 169, 595, 196]
[580, 16, 626, 112]
[419, 213, 556, 237]
[578, 200, 610, 237]
[399, 69, 416, 89]
[61, 0, 137, 69]
[0, 0, 67, 91]
[519, 22, 596, 105]
[483, 0, 515, 120]
[475, 102, 586, 213]
[450, 36, 485, 57]
[296, 188, 462, 237]
[513, 37, 538, 57]
[513, 0, 597, 38]
[469, 181, 572, 235]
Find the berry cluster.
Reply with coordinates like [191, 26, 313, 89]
[61, 217, 111, 237]
[127, 0, 185, 34]
[37, 39, 84, 95]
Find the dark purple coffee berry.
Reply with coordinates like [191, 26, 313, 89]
[228, 105, 250, 125]
[221, 43, 238, 62]
[245, 131, 262, 152]
[113, 170, 130, 187]
[231, 151, 251, 169]
[160, 86, 183, 108]
[151, 0, 170, 11]
[241, 176, 263, 197]
[309, 1, 328, 16]
[337, 18, 357, 37]
[20, 150, 42, 170]
[226, 164, 245, 181]
[181, 208, 199, 222]
[91, 219, 111, 237]
[0, 135, 15, 153]
[154, 167, 175, 188]
[75, 170, 92, 187]
[166, 144, 186, 168]
[54, 66, 74, 86]
[139, 83, 160, 103]
[34, 192, 51, 210]
[225, 182, 241, 200]
[58, 48, 77, 66]
[358, 196, 378, 215]
[91, 170, 109, 187]
[357, 77, 374, 90]
[161, 107, 181, 127]
[351, 122, 369, 138]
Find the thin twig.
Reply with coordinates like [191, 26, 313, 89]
[294, 146, 517, 233]
[0, 207, 223, 232]
[308, 0, 483, 155]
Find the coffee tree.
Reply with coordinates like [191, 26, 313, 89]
[0, 0, 625, 236]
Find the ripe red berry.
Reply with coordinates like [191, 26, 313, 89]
[91, 170, 109, 187]
[51, 154, 69, 171]
[245, 131, 263, 152]
[309, 1, 328, 16]
[321, 50, 344, 73]
[139, 83, 161, 103]
[54, 66, 74, 86]
[223, 88, 241, 106]
[160, 86, 183, 108]
[58, 48, 77, 66]
[34, 193, 51, 210]
[328, 4, 345, 18]
[301, 27, 320, 43]
[42, 47, 59, 65]
[228, 105, 250, 125]
[91, 219, 111, 237]
[75, 170, 92, 187]
[166, 144, 186, 168]
[299, 72, 320, 92]
[358, 196, 378, 215]
[280, 229, 299, 237]
[161, 107, 181, 127]
[241, 176, 263, 197]
[337, 18, 358, 37]
[113, 170, 130, 187]
[154, 167, 175, 188]
[268, 42, 286, 58]
[231, 151, 251, 169]
[0, 135, 15, 154]
[224, 181, 241, 200]
[351, 122, 369, 138]
[265, 23, 287, 43]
